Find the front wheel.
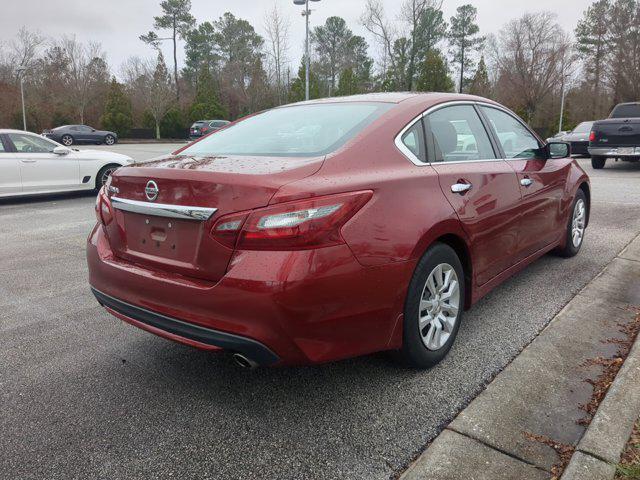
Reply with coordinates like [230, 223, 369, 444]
[95, 165, 118, 190]
[104, 135, 116, 146]
[591, 156, 606, 169]
[399, 243, 465, 369]
[61, 134, 74, 146]
[557, 190, 588, 258]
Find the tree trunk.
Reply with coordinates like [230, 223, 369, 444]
[173, 20, 180, 102]
[155, 120, 161, 140]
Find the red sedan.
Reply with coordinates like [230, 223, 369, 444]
[87, 93, 589, 369]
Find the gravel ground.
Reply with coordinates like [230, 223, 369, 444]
[1, 155, 640, 480]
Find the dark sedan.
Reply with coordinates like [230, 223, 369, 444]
[551, 122, 594, 157]
[42, 125, 118, 146]
[189, 119, 230, 139]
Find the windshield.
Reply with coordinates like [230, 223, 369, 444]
[180, 103, 392, 157]
[573, 122, 593, 133]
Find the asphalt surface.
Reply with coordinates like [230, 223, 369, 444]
[2, 150, 640, 480]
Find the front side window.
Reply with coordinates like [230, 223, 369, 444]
[8, 133, 57, 153]
[427, 105, 496, 162]
[180, 103, 392, 157]
[481, 107, 541, 159]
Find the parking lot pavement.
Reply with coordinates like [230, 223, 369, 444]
[75, 142, 186, 162]
[1, 158, 640, 480]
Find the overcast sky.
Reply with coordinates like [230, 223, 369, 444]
[1, 0, 592, 76]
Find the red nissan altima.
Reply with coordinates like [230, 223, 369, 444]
[87, 93, 589, 368]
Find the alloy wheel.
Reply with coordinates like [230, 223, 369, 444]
[100, 167, 116, 187]
[571, 199, 586, 248]
[62, 135, 73, 146]
[418, 263, 460, 351]
[105, 135, 115, 145]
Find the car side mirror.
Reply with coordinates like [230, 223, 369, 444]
[547, 141, 570, 159]
[53, 146, 70, 155]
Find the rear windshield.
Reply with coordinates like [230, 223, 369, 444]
[180, 103, 392, 157]
[610, 104, 640, 118]
[573, 122, 593, 133]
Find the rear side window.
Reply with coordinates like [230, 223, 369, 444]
[480, 107, 541, 159]
[400, 121, 426, 163]
[210, 121, 228, 127]
[610, 104, 640, 118]
[181, 103, 392, 157]
[427, 105, 496, 162]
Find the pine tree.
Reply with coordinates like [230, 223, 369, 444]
[416, 50, 454, 93]
[288, 60, 320, 102]
[575, 0, 611, 116]
[448, 4, 485, 93]
[100, 78, 133, 137]
[188, 66, 227, 122]
[336, 68, 359, 96]
[468, 56, 491, 98]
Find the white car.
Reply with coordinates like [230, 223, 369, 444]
[0, 129, 133, 198]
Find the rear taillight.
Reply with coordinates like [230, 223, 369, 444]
[589, 131, 596, 142]
[211, 191, 372, 250]
[95, 189, 113, 226]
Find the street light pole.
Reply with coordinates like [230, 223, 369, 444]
[294, 0, 320, 101]
[559, 80, 566, 134]
[17, 68, 26, 131]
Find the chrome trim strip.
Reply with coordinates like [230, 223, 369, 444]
[111, 197, 217, 221]
[394, 100, 537, 167]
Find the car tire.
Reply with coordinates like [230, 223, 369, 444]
[61, 134, 74, 146]
[556, 189, 588, 258]
[591, 156, 606, 169]
[399, 243, 465, 369]
[104, 135, 116, 146]
[96, 164, 119, 190]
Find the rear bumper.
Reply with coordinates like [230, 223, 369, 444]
[589, 146, 640, 157]
[87, 224, 411, 365]
[92, 287, 280, 366]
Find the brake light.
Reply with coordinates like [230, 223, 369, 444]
[589, 131, 596, 142]
[211, 191, 372, 250]
[95, 189, 113, 226]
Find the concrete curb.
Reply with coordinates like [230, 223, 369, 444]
[561, 240, 640, 479]
[400, 235, 640, 480]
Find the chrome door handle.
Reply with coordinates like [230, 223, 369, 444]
[451, 183, 472, 194]
[20, 159, 37, 163]
[520, 178, 533, 187]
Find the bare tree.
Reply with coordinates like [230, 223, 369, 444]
[140, 52, 175, 139]
[489, 12, 575, 123]
[264, 3, 290, 105]
[361, 0, 397, 83]
[8, 27, 45, 81]
[58, 36, 108, 124]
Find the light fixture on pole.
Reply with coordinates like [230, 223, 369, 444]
[293, 0, 321, 101]
[16, 67, 27, 131]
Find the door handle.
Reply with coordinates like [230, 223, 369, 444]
[451, 183, 472, 194]
[20, 159, 37, 163]
[521, 178, 533, 187]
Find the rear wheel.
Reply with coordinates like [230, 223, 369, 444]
[61, 134, 74, 146]
[399, 243, 465, 369]
[96, 164, 119, 190]
[591, 156, 606, 169]
[104, 134, 115, 146]
[557, 190, 587, 258]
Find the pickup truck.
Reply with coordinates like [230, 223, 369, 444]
[589, 102, 640, 169]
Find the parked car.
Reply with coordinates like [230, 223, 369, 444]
[589, 102, 640, 169]
[0, 129, 132, 198]
[189, 119, 230, 139]
[548, 121, 594, 157]
[42, 125, 118, 146]
[88, 93, 589, 369]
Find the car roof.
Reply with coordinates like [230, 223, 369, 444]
[0, 129, 41, 134]
[286, 92, 501, 108]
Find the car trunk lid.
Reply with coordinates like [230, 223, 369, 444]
[104, 154, 323, 282]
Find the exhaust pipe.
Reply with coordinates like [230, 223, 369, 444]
[232, 353, 259, 370]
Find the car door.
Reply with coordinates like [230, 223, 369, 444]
[6, 132, 80, 194]
[0, 134, 22, 196]
[76, 126, 94, 142]
[424, 104, 523, 286]
[479, 106, 570, 260]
